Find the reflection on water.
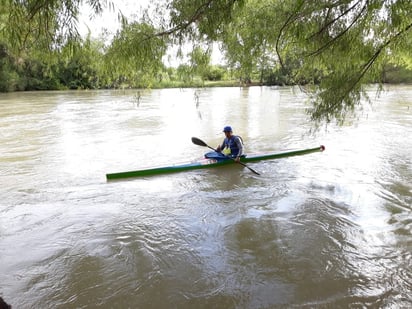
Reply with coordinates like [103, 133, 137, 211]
[0, 86, 411, 308]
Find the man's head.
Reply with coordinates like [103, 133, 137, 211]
[223, 126, 233, 137]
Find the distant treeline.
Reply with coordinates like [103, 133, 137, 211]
[1, 41, 411, 93]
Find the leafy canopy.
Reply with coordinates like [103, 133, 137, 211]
[2, 0, 412, 124]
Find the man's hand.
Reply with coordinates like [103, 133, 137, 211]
[235, 156, 240, 163]
[216, 145, 221, 152]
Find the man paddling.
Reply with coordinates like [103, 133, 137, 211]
[216, 126, 244, 162]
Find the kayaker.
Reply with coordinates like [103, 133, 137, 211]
[216, 126, 244, 162]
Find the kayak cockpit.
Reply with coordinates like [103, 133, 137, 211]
[204, 151, 246, 162]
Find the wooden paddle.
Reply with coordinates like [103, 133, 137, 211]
[191, 137, 260, 175]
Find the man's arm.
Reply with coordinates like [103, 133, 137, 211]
[216, 139, 225, 152]
[234, 136, 244, 157]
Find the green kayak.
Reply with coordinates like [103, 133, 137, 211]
[106, 145, 325, 180]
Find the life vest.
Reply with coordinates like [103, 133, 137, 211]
[222, 135, 243, 157]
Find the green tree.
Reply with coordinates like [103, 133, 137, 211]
[176, 64, 192, 83]
[188, 46, 211, 81]
[104, 22, 167, 88]
[204, 65, 225, 81]
[0, 42, 19, 91]
[57, 35, 106, 89]
[220, 0, 277, 84]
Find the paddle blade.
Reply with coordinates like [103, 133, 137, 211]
[191, 137, 208, 147]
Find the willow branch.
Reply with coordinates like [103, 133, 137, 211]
[307, 0, 362, 41]
[307, 1, 367, 57]
[329, 21, 412, 111]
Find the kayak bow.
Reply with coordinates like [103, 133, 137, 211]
[105, 145, 325, 180]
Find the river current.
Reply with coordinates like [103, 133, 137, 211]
[0, 86, 411, 308]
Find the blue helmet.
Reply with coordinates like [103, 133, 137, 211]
[223, 126, 232, 132]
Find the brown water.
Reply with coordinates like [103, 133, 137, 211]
[0, 86, 411, 308]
